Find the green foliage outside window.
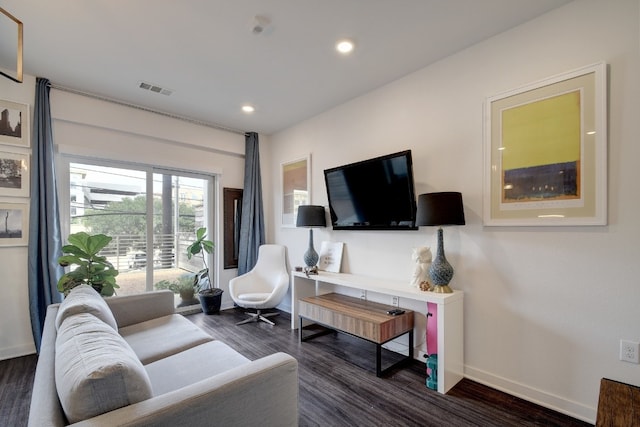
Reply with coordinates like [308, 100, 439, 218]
[78, 196, 196, 236]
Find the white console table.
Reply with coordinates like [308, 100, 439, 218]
[291, 270, 464, 394]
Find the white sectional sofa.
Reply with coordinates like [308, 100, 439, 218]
[28, 286, 299, 426]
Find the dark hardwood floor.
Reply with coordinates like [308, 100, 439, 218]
[1, 308, 593, 426]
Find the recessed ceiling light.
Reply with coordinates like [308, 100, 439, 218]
[336, 39, 354, 54]
[242, 105, 255, 113]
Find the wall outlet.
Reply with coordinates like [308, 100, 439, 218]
[392, 296, 399, 307]
[620, 340, 640, 364]
[360, 290, 366, 300]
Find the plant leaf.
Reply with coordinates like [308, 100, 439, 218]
[196, 227, 207, 240]
[85, 234, 113, 256]
[61, 245, 90, 259]
[67, 232, 90, 251]
[201, 240, 214, 253]
[58, 255, 85, 267]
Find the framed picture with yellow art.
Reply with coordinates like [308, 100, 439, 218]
[483, 62, 607, 226]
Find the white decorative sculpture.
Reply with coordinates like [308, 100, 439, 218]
[410, 246, 432, 289]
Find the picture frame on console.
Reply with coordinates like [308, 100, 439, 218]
[483, 62, 607, 226]
[318, 241, 344, 273]
[281, 155, 310, 228]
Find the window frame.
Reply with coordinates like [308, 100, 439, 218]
[58, 155, 216, 293]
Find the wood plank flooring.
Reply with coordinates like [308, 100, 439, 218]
[0, 308, 593, 426]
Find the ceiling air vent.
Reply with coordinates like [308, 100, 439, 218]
[138, 81, 173, 96]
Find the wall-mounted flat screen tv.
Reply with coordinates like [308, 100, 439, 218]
[323, 150, 418, 230]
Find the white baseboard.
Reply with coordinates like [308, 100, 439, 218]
[0, 343, 36, 361]
[464, 365, 596, 424]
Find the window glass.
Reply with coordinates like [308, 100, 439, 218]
[68, 161, 212, 308]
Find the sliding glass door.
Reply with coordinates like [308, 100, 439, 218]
[64, 159, 214, 307]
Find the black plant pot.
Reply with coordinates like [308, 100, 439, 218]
[199, 289, 223, 315]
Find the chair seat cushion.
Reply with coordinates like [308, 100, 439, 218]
[119, 314, 214, 364]
[55, 313, 152, 423]
[144, 341, 251, 395]
[237, 292, 271, 302]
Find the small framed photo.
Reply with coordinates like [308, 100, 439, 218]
[318, 241, 344, 273]
[0, 150, 29, 197]
[0, 99, 29, 147]
[0, 202, 28, 246]
[483, 62, 607, 226]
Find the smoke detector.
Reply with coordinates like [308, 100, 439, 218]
[250, 15, 271, 35]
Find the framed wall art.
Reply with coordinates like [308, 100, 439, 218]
[0, 149, 29, 197]
[318, 241, 344, 273]
[223, 187, 242, 269]
[0, 7, 23, 83]
[483, 62, 607, 226]
[0, 202, 28, 246]
[281, 155, 310, 227]
[0, 99, 29, 147]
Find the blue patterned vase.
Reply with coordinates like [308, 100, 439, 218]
[303, 229, 319, 267]
[428, 228, 454, 291]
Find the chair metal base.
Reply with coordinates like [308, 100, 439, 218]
[236, 309, 279, 326]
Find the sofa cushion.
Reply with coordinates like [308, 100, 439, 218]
[55, 313, 153, 423]
[144, 341, 251, 395]
[55, 284, 118, 331]
[118, 314, 214, 364]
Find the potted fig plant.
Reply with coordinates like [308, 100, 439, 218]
[186, 227, 223, 314]
[57, 232, 119, 296]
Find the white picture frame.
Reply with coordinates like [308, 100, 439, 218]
[0, 202, 28, 246]
[483, 62, 607, 226]
[0, 99, 29, 147]
[0, 149, 29, 197]
[281, 154, 310, 228]
[318, 241, 344, 273]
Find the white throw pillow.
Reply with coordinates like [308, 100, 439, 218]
[55, 313, 152, 423]
[55, 284, 118, 330]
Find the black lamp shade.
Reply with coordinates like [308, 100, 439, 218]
[296, 205, 326, 227]
[416, 192, 465, 226]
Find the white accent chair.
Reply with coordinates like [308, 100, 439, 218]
[229, 244, 290, 325]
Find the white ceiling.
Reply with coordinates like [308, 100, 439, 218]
[1, 0, 572, 135]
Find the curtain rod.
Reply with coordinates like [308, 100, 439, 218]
[47, 82, 247, 136]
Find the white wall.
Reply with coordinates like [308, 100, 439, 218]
[268, 0, 640, 422]
[51, 91, 255, 311]
[0, 79, 252, 359]
[0, 73, 36, 359]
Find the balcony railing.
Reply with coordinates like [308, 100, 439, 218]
[100, 233, 205, 274]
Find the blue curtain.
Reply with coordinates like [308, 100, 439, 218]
[28, 78, 64, 352]
[237, 132, 265, 275]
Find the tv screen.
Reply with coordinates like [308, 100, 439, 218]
[323, 150, 418, 230]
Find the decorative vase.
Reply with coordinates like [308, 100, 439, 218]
[303, 229, 319, 267]
[428, 228, 454, 293]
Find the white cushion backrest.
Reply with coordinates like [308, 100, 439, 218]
[54, 284, 118, 331]
[55, 312, 153, 423]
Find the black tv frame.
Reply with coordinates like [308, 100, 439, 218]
[323, 150, 418, 231]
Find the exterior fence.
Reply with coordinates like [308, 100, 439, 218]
[102, 233, 204, 274]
